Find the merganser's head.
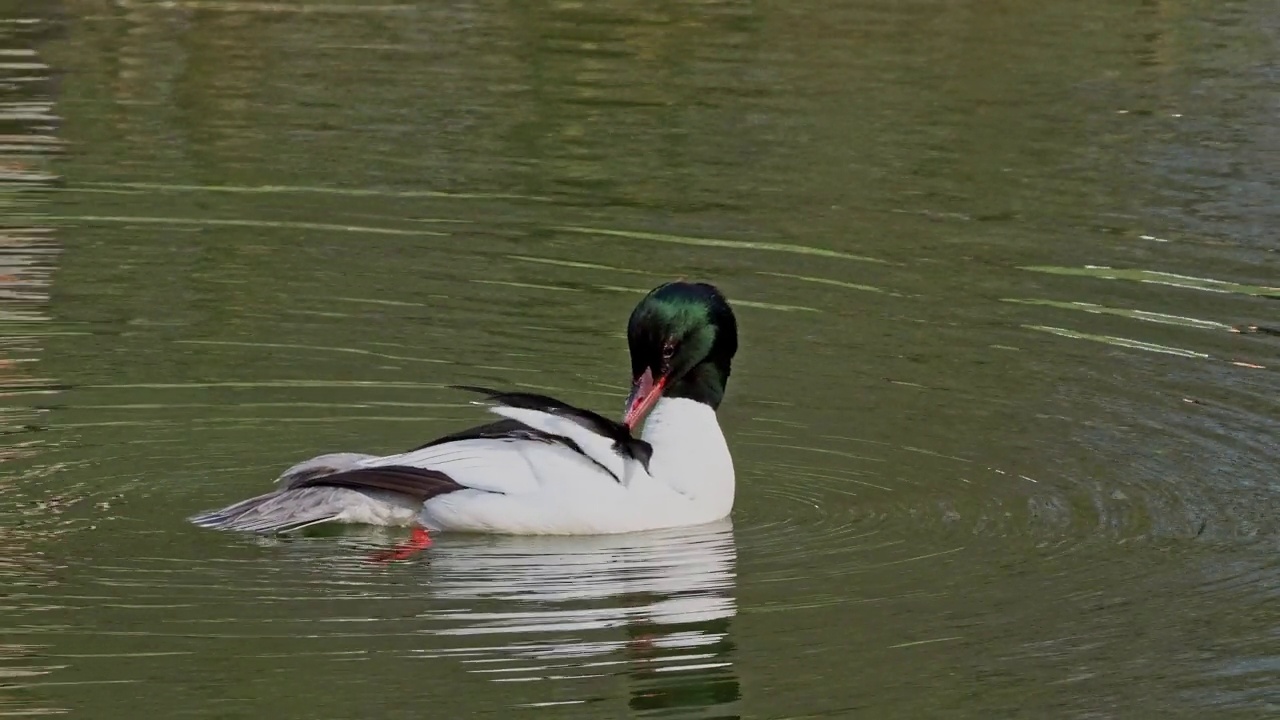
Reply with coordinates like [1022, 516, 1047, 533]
[623, 281, 738, 429]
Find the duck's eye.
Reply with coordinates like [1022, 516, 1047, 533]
[662, 341, 678, 360]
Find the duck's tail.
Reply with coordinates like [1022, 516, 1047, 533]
[188, 486, 372, 534]
[190, 454, 465, 535]
[190, 452, 379, 533]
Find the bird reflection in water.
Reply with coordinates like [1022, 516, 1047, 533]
[624, 611, 739, 719]
[420, 520, 740, 718]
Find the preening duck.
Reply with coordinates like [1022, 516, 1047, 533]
[190, 281, 739, 540]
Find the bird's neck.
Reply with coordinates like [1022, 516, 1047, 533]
[640, 397, 734, 510]
[665, 360, 729, 409]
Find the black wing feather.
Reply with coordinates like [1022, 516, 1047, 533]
[412, 417, 554, 452]
[407, 416, 630, 482]
[451, 385, 652, 470]
[287, 465, 474, 503]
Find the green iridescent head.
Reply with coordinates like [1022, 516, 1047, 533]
[623, 281, 738, 428]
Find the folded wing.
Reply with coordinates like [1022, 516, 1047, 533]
[451, 385, 653, 482]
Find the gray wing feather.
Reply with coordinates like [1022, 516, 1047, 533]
[189, 486, 416, 534]
[275, 453, 378, 485]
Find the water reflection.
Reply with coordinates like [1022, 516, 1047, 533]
[415, 521, 739, 718]
[0, 6, 63, 718]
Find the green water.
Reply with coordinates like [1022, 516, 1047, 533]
[2, 1, 1278, 717]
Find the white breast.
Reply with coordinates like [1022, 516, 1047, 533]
[640, 397, 736, 519]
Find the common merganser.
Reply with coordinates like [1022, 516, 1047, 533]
[189, 281, 738, 540]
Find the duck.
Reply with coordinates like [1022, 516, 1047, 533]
[189, 281, 739, 543]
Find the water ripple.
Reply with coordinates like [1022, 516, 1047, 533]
[24, 523, 740, 717]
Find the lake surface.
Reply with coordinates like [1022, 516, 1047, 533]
[2, 1, 1278, 717]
